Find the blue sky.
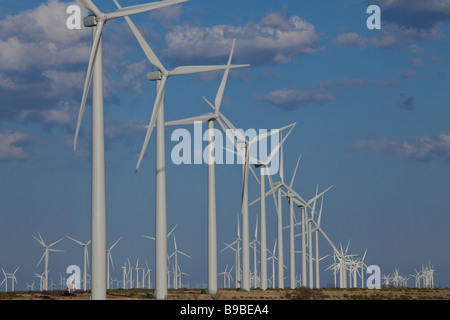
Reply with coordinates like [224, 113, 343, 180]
[1, 0, 449, 290]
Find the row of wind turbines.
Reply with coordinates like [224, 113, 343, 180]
[28, 0, 437, 299]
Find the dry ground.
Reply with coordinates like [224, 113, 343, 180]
[1, 287, 449, 300]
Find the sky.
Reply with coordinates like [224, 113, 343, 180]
[0, 0, 449, 291]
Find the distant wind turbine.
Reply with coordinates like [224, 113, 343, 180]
[106, 237, 121, 289]
[33, 232, 64, 291]
[66, 236, 91, 291]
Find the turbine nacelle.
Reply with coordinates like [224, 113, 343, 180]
[83, 15, 98, 27]
[147, 71, 163, 81]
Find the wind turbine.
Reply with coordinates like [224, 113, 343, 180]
[1, 267, 19, 292]
[267, 240, 277, 289]
[66, 236, 91, 291]
[34, 272, 45, 291]
[168, 234, 192, 290]
[250, 215, 260, 289]
[164, 38, 248, 294]
[73, 0, 189, 300]
[221, 214, 241, 288]
[106, 237, 121, 290]
[33, 232, 64, 291]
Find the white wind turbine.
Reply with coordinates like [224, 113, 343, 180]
[221, 214, 242, 288]
[1, 267, 19, 292]
[34, 272, 45, 292]
[250, 215, 259, 289]
[118, 9, 250, 295]
[26, 282, 35, 292]
[66, 236, 91, 291]
[267, 240, 277, 289]
[168, 234, 192, 290]
[164, 38, 248, 294]
[106, 237, 121, 290]
[33, 232, 64, 291]
[73, 0, 188, 300]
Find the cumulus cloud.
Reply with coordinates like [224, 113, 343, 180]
[253, 87, 336, 110]
[161, 12, 321, 66]
[0, 0, 149, 135]
[351, 133, 450, 162]
[0, 0, 90, 72]
[17, 101, 78, 127]
[332, 31, 400, 49]
[0, 128, 36, 160]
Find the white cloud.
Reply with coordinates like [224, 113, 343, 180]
[0, 128, 35, 160]
[254, 87, 336, 110]
[351, 133, 450, 162]
[162, 12, 321, 66]
[0, 1, 90, 72]
[17, 101, 78, 126]
[332, 31, 400, 49]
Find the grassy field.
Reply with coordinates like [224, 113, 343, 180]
[1, 287, 449, 300]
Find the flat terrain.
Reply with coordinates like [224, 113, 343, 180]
[1, 287, 450, 300]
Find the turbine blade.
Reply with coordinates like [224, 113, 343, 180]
[167, 224, 178, 238]
[215, 39, 236, 114]
[76, 0, 103, 17]
[135, 75, 167, 172]
[32, 235, 45, 247]
[48, 237, 64, 248]
[36, 252, 46, 268]
[66, 236, 84, 246]
[106, 0, 189, 20]
[317, 195, 324, 226]
[169, 64, 248, 76]
[179, 251, 192, 259]
[165, 114, 213, 126]
[307, 185, 333, 206]
[249, 122, 295, 146]
[110, 237, 121, 250]
[49, 249, 65, 253]
[113, 0, 166, 72]
[218, 111, 247, 142]
[279, 131, 284, 182]
[264, 123, 296, 164]
[74, 20, 105, 151]
[289, 155, 301, 189]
